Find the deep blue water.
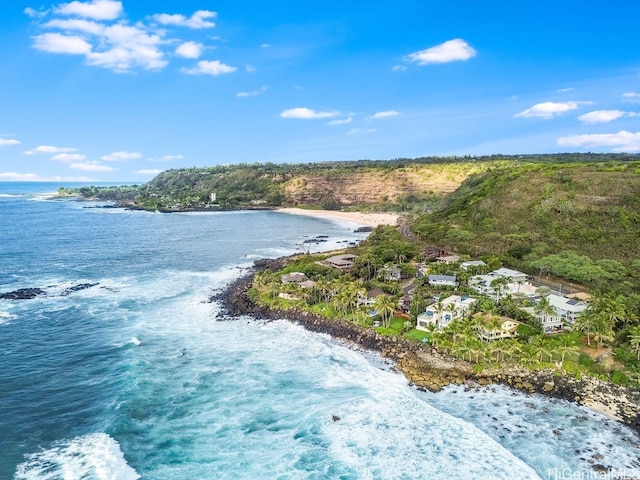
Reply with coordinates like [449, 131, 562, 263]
[0, 182, 639, 480]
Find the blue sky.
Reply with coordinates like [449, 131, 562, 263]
[1, 0, 639, 182]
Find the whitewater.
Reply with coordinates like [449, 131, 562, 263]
[0, 183, 638, 480]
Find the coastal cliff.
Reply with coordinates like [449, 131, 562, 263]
[216, 260, 640, 435]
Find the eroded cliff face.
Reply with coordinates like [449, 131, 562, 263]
[282, 167, 468, 205]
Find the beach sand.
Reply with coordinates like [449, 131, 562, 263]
[275, 207, 401, 228]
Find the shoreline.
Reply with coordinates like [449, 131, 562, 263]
[274, 207, 401, 228]
[215, 259, 640, 435]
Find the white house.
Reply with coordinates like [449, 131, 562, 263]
[461, 260, 488, 271]
[548, 294, 588, 326]
[428, 274, 458, 288]
[416, 295, 477, 331]
[470, 267, 531, 299]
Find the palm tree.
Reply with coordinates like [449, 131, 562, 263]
[374, 294, 398, 328]
[629, 326, 640, 361]
[534, 295, 557, 329]
[490, 276, 510, 303]
[574, 309, 598, 346]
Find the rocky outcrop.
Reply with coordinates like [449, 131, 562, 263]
[0, 283, 99, 300]
[216, 264, 640, 435]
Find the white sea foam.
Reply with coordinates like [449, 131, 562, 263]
[0, 311, 16, 325]
[14, 433, 140, 480]
[130, 337, 141, 346]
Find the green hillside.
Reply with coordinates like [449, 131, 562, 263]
[413, 162, 640, 292]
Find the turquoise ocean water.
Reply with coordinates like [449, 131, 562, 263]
[0, 182, 639, 479]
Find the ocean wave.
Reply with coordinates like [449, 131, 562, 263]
[14, 433, 140, 480]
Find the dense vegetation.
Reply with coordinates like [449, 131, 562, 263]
[412, 161, 640, 293]
[64, 153, 637, 212]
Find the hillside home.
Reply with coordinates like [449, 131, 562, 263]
[469, 267, 531, 299]
[357, 288, 385, 307]
[322, 254, 358, 270]
[380, 266, 402, 282]
[416, 295, 477, 331]
[460, 260, 488, 271]
[281, 272, 308, 284]
[428, 274, 459, 288]
[436, 254, 461, 264]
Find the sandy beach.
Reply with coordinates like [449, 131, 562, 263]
[275, 207, 401, 228]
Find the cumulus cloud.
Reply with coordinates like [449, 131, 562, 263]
[54, 0, 123, 21]
[347, 128, 377, 135]
[134, 168, 164, 175]
[33, 32, 92, 54]
[514, 101, 592, 119]
[326, 117, 352, 126]
[101, 151, 142, 161]
[622, 92, 640, 103]
[182, 60, 236, 76]
[149, 154, 183, 162]
[280, 108, 339, 119]
[24, 7, 48, 18]
[52, 153, 86, 162]
[33, 18, 167, 71]
[0, 138, 21, 147]
[151, 10, 216, 29]
[236, 86, 268, 97]
[25, 145, 78, 155]
[175, 41, 203, 59]
[367, 110, 400, 119]
[70, 161, 117, 172]
[0, 172, 40, 181]
[557, 130, 640, 153]
[405, 39, 476, 66]
[577, 110, 637, 124]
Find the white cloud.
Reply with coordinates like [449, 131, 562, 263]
[44, 18, 106, 35]
[236, 86, 268, 97]
[557, 130, 640, 153]
[261, 43, 270, 48]
[24, 7, 48, 18]
[134, 168, 164, 175]
[368, 110, 400, 119]
[391, 65, 407, 72]
[326, 117, 352, 126]
[52, 153, 86, 162]
[70, 161, 117, 172]
[33, 32, 92, 54]
[514, 101, 592, 119]
[556, 87, 574, 93]
[175, 41, 203, 59]
[578, 110, 627, 124]
[0, 172, 40, 181]
[280, 108, 339, 119]
[151, 10, 216, 29]
[405, 39, 476, 66]
[101, 151, 142, 161]
[150, 154, 183, 162]
[25, 145, 78, 154]
[54, 0, 123, 21]
[0, 138, 20, 147]
[347, 128, 377, 135]
[182, 60, 237, 76]
[622, 92, 640, 103]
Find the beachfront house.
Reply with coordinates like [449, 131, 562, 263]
[416, 295, 477, 331]
[475, 313, 520, 342]
[522, 294, 589, 333]
[357, 288, 385, 307]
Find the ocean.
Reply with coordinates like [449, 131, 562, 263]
[0, 182, 638, 480]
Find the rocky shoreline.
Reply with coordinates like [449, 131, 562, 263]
[214, 259, 640, 436]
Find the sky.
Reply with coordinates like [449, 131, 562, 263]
[0, 0, 639, 182]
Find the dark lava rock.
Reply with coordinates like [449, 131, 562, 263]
[0, 288, 45, 300]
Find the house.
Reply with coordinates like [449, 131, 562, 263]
[322, 254, 358, 270]
[416, 295, 477, 331]
[357, 288, 385, 307]
[281, 272, 308, 284]
[380, 266, 402, 282]
[474, 313, 520, 342]
[298, 280, 317, 289]
[436, 254, 461, 264]
[469, 267, 531, 299]
[548, 294, 588, 327]
[428, 274, 459, 288]
[460, 260, 488, 271]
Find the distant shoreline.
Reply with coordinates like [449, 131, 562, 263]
[274, 207, 401, 228]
